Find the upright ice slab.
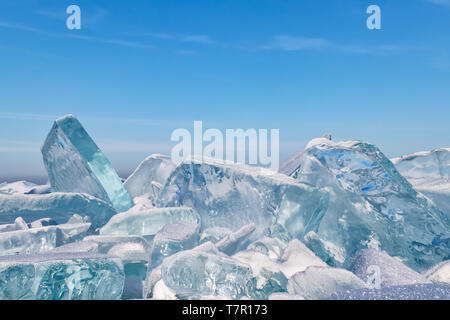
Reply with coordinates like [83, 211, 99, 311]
[41, 114, 133, 212]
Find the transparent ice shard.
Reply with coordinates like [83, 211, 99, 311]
[124, 154, 177, 203]
[0, 221, 91, 256]
[0, 217, 29, 233]
[83, 235, 151, 254]
[286, 137, 450, 271]
[246, 237, 287, 260]
[199, 227, 232, 244]
[100, 207, 200, 237]
[0, 193, 117, 229]
[216, 223, 256, 255]
[158, 156, 328, 241]
[41, 114, 133, 212]
[287, 266, 366, 300]
[0, 226, 58, 256]
[0, 252, 124, 300]
[349, 249, 429, 287]
[161, 242, 257, 299]
[49, 241, 99, 254]
[150, 222, 200, 268]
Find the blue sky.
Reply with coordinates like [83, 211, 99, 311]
[0, 0, 449, 181]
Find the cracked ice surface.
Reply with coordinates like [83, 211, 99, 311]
[41, 114, 133, 212]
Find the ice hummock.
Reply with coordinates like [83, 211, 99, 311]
[0, 192, 116, 229]
[282, 136, 450, 271]
[41, 114, 134, 212]
[0, 252, 124, 300]
[158, 156, 329, 241]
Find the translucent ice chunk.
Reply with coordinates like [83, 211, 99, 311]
[108, 242, 150, 300]
[158, 156, 328, 241]
[83, 235, 151, 254]
[150, 222, 200, 268]
[161, 242, 256, 299]
[29, 217, 57, 229]
[100, 207, 200, 237]
[392, 148, 450, 216]
[0, 181, 37, 195]
[0, 226, 58, 256]
[199, 227, 232, 244]
[0, 193, 117, 229]
[349, 249, 429, 287]
[0, 217, 29, 233]
[287, 266, 366, 300]
[246, 237, 287, 260]
[0, 252, 124, 300]
[216, 223, 256, 255]
[286, 137, 450, 271]
[0, 222, 91, 256]
[124, 154, 176, 203]
[41, 114, 133, 212]
[331, 283, 450, 300]
[49, 241, 99, 253]
[232, 239, 326, 297]
[423, 260, 450, 284]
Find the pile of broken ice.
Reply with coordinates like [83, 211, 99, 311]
[0, 115, 448, 300]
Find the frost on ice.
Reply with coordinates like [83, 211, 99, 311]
[41, 114, 134, 212]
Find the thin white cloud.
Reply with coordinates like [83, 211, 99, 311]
[426, 0, 450, 6]
[182, 35, 215, 44]
[0, 20, 152, 49]
[0, 112, 57, 121]
[0, 21, 44, 33]
[101, 39, 153, 49]
[263, 35, 424, 55]
[265, 35, 329, 51]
